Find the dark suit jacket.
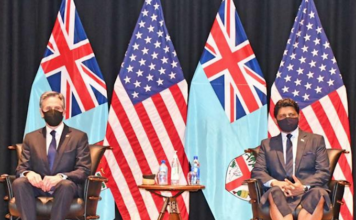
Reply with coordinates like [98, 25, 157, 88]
[251, 129, 330, 189]
[16, 124, 91, 197]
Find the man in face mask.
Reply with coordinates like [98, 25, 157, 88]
[12, 91, 91, 220]
[251, 98, 331, 220]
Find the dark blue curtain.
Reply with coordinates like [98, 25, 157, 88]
[1, 0, 355, 219]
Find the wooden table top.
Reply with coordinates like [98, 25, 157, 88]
[138, 184, 205, 191]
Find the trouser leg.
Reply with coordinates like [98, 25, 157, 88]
[269, 186, 294, 217]
[50, 180, 78, 220]
[300, 187, 330, 215]
[12, 178, 37, 220]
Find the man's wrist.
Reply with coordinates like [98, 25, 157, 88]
[270, 179, 278, 187]
[22, 171, 31, 177]
[303, 185, 310, 192]
[56, 173, 68, 180]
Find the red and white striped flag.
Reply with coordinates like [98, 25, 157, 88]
[101, 0, 190, 219]
[269, 0, 353, 219]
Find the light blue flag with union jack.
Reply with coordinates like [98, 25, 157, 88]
[185, 0, 267, 219]
[24, 0, 114, 219]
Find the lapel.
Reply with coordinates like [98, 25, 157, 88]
[272, 134, 286, 173]
[295, 129, 308, 173]
[52, 124, 72, 172]
[39, 127, 51, 173]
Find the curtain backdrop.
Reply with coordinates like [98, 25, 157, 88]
[1, 0, 355, 219]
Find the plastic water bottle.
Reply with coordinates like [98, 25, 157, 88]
[171, 151, 180, 185]
[193, 156, 200, 184]
[158, 160, 168, 185]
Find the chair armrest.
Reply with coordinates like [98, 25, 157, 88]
[244, 178, 264, 220]
[83, 175, 109, 219]
[88, 176, 108, 182]
[329, 180, 350, 219]
[1, 174, 16, 201]
[0, 175, 5, 184]
[244, 178, 263, 203]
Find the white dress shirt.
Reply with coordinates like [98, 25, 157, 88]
[45, 122, 64, 154]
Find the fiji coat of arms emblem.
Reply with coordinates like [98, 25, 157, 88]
[225, 149, 257, 201]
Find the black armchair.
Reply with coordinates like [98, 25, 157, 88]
[244, 147, 350, 220]
[1, 143, 110, 220]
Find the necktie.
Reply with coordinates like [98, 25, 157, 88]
[48, 130, 57, 171]
[285, 134, 293, 178]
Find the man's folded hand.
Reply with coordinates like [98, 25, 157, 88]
[271, 180, 290, 191]
[41, 175, 63, 192]
[26, 171, 43, 188]
[284, 175, 305, 197]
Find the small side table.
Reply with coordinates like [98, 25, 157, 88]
[138, 184, 205, 220]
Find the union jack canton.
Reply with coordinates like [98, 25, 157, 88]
[200, 0, 266, 123]
[41, 0, 107, 119]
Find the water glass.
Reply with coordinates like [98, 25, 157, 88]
[187, 171, 197, 185]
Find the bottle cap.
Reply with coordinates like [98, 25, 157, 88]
[194, 156, 198, 160]
[161, 160, 166, 164]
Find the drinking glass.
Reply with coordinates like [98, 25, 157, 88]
[187, 171, 197, 185]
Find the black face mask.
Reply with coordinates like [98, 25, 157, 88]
[277, 117, 299, 133]
[42, 109, 63, 127]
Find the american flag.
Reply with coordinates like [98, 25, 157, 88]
[41, 0, 107, 119]
[201, 0, 267, 122]
[102, 0, 189, 219]
[269, 0, 353, 219]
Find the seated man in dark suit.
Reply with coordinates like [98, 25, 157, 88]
[251, 98, 331, 220]
[12, 91, 91, 220]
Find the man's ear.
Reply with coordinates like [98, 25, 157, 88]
[40, 108, 44, 118]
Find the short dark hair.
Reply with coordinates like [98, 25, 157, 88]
[40, 91, 65, 109]
[274, 98, 300, 118]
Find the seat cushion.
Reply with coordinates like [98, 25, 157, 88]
[9, 197, 85, 219]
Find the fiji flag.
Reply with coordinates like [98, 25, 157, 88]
[185, 0, 267, 219]
[24, 0, 113, 219]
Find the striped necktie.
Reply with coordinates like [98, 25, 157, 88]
[285, 133, 293, 178]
